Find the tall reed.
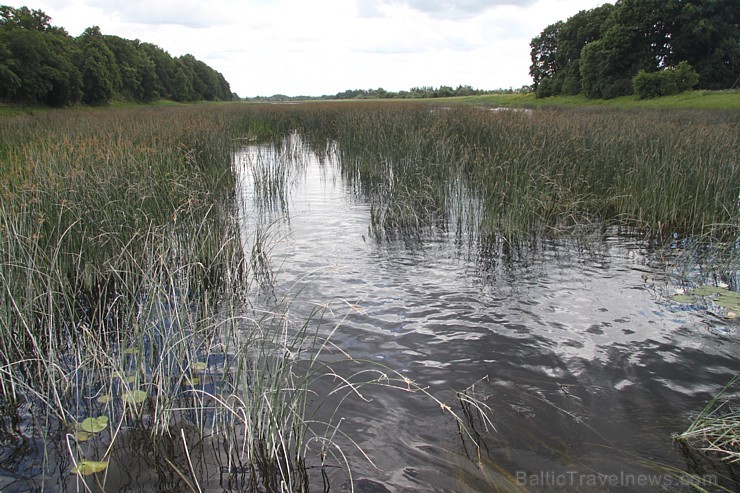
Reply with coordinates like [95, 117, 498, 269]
[0, 104, 495, 492]
[0, 105, 320, 490]
[279, 102, 739, 242]
[2, 101, 735, 490]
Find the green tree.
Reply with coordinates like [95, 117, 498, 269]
[102, 34, 159, 102]
[140, 42, 176, 98]
[530, 0, 738, 99]
[579, 23, 642, 99]
[578, 0, 671, 99]
[77, 26, 119, 104]
[171, 62, 194, 102]
[529, 21, 563, 97]
[0, 26, 81, 105]
[0, 5, 82, 105]
[0, 6, 233, 105]
[555, 4, 614, 95]
[0, 37, 20, 99]
[216, 71, 232, 100]
[0, 5, 52, 31]
[670, 0, 739, 89]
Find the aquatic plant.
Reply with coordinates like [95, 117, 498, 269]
[1, 100, 735, 490]
[0, 104, 495, 492]
[677, 373, 740, 465]
[281, 102, 739, 242]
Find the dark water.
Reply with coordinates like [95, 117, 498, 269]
[233, 136, 740, 492]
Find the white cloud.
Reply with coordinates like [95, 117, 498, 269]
[7, 0, 609, 96]
[84, 0, 243, 27]
[356, 0, 539, 19]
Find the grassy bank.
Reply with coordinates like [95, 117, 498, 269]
[435, 89, 740, 110]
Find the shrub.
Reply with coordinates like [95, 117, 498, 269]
[633, 61, 699, 99]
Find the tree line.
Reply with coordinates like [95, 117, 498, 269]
[246, 85, 531, 102]
[0, 6, 235, 106]
[530, 0, 739, 99]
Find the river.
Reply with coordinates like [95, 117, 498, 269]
[232, 135, 740, 492]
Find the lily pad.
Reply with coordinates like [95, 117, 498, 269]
[671, 294, 694, 304]
[192, 361, 208, 371]
[97, 394, 112, 404]
[80, 416, 108, 433]
[184, 377, 201, 386]
[122, 389, 147, 404]
[72, 460, 108, 476]
[74, 430, 94, 442]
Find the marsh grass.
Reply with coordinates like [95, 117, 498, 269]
[247, 102, 737, 249]
[0, 106, 317, 490]
[677, 373, 740, 465]
[0, 104, 497, 492]
[1, 100, 736, 490]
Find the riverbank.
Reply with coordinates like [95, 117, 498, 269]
[3, 89, 739, 115]
[435, 89, 740, 110]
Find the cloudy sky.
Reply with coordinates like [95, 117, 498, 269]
[12, 0, 607, 97]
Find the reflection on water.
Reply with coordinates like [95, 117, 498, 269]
[234, 135, 739, 492]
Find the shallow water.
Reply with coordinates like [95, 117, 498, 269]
[233, 136, 740, 492]
[1, 134, 736, 493]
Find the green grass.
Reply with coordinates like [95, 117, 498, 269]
[436, 89, 740, 110]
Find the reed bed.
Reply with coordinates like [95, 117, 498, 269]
[0, 104, 494, 492]
[279, 102, 739, 242]
[0, 106, 300, 490]
[1, 101, 736, 489]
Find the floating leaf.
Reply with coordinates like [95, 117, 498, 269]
[74, 430, 93, 442]
[97, 394, 112, 404]
[122, 347, 137, 355]
[80, 416, 108, 433]
[184, 377, 201, 386]
[122, 389, 147, 404]
[192, 361, 208, 371]
[671, 294, 694, 304]
[72, 460, 108, 476]
[114, 374, 138, 384]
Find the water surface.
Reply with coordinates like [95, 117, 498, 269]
[234, 135, 739, 492]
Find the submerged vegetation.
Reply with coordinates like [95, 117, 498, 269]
[0, 101, 737, 490]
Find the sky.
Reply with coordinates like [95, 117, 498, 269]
[11, 0, 608, 97]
